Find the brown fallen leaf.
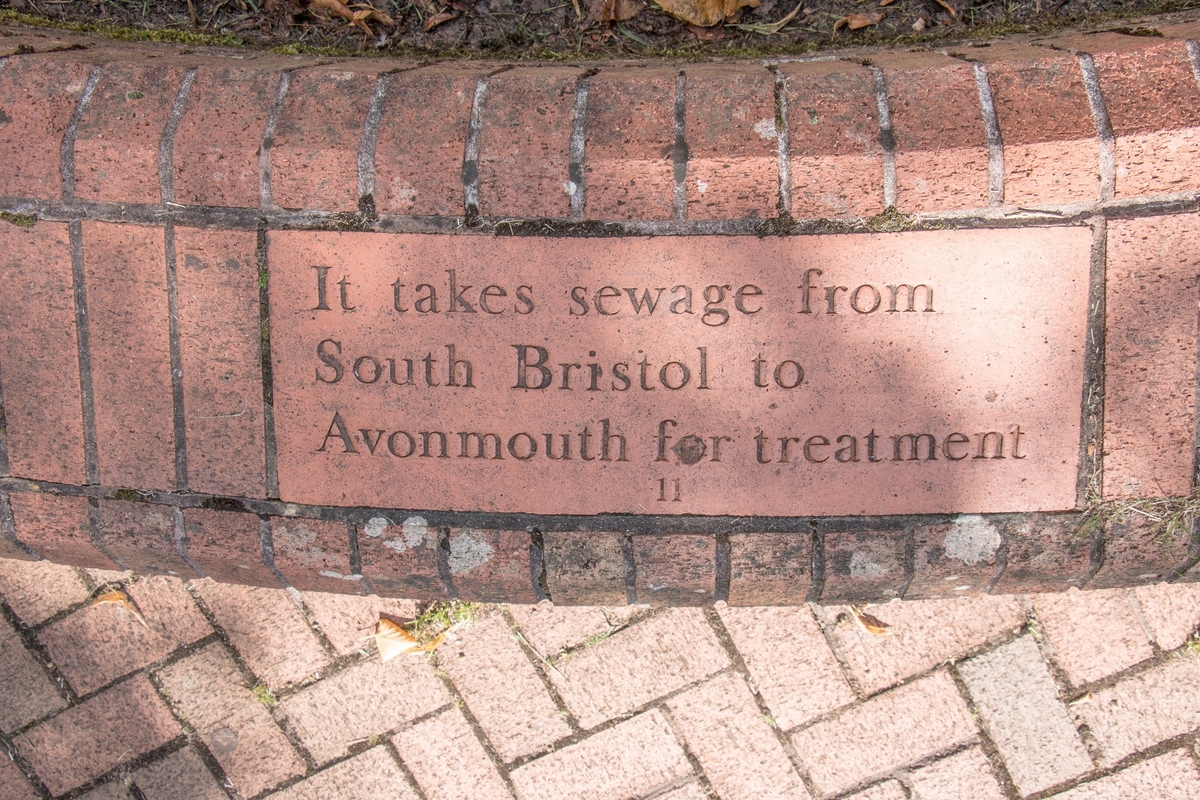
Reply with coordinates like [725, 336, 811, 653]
[933, 0, 957, 17]
[833, 11, 882, 32]
[879, 0, 894, 5]
[424, 9, 459, 30]
[375, 616, 447, 662]
[90, 588, 148, 628]
[657, 0, 759, 28]
[588, 0, 646, 22]
[309, 0, 394, 34]
[849, 604, 891, 635]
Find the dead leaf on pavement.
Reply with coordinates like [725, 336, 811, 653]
[588, 0, 646, 22]
[376, 616, 447, 661]
[833, 11, 882, 32]
[90, 588, 148, 628]
[849, 604, 891, 635]
[657, 0, 759, 28]
[424, 9, 459, 30]
[308, 0, 394, 35]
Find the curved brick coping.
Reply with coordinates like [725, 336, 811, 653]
[1, 25, 1200, 603]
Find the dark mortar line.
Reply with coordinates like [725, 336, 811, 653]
[972, 61, 1005, 207]
[713, 531, 731, 603]
[256, 225, 279, 499]
[381, 738, 434, 800]
[0, 491, 40, 559]
[1023, 735, 1200, 800]
[462, 75, 490, 220]
[356, 72, 390, 208]
[0, 594, 76, 713]
[68, 219, 99, 484]
[172, 504, 206, 578]
[772, 66, 791, 217]
[898, 524, 916, 598]
[163, 222, 189, 492]
[259, 70, 292, 210]
[1077, 217, 1108, 508]
[59, 65, 101, 201]
[806, 522, 824, 603]
[0, 729, 53, 800]
[804, 603, 867, 700]
[529, 528, 549, 602]
[672, 71, 688, 221]
[567, 71, 590, 221]
[141, 670, 241, 800]
[259, 514, 291, 591]
[983, 529, 1009, 594]
[870, 65, 897, 209]
[346, 518, 363, 578]
[944, 665, 1024, 800]
[499, 607, 584, 736]
[85, 494, 125, 569]
[1077, 53, 1116, 202]
[55, 735, 193, 800]
[436, 525, 458, 598]
[0, 358, 10, 478]
[622, 532, 638, 604]
[656, 705, 723, 799]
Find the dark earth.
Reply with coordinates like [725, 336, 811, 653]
[0, 0, 1198, 60]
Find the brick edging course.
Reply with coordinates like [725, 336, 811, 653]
[1, 22, 1200, 604]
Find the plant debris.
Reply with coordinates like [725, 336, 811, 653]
[89, 586, 148, 628]
[849, 604, 891, 635]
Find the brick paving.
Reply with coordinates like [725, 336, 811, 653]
[2, 558, 1200, 799]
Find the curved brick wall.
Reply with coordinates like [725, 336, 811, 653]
[1, 22, 1200, 605]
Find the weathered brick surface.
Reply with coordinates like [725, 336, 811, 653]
[9, 493, 114, 569]
[958, 636, 1092, 796]
[75, 780, 131, 800]
[906, 516, 1002, 599]
[271, 518, 360, 594]
[356, 514, 445, 599]
[547, 608, 729, 729]
[14, 675, 180, 795]
[824, 595, 1025, 695]
[393, 709, 512, 800]
[583, 67, 676, 221]
[193, 579, 328, 690]
[907, 745, 1006, 800]
[434, 613, 569, 761]
[1051, 749, 1200, 799]
[0, 614, 64, 733]
[509, 710, 692, 800]
[1090, 510, 1192, 587]
[156, 642, 306, 796]
[0, 222, 85, 484]
[634, 534, 715, 605]
[0, 757, 38, 800]
[727, 532, 812, 605]
[1033, 588, 1152, 686]
[175, 227, 267, 498]
[132, 747, 227, 800]
[717, 605, 854, 731]
[542, 531, 627, 606]
[1133, 581, 1200, 650]
[83, 221, 175, 491]
[665, 671, 810, 800]
[270, 746, 420, 800]
[73, 62, 185, 203]
[507, 601, 636, 657]
[820, 528, 907, 603]
[789, 672, 976, 796]
[184, 508, 277, 587]
[0, 56, 92, 199]
[279, 652, 449, 764]
[685, 65, 777, 220]
[301, 591, 417, 655]
[96, 500, 195, 577]
[1104, 214, 1200, 499]
[0, 556, 89, 624]
[1073, 655, 1200, 765]
[448, 528, 535, 603]
[990, 514, 1094, 594]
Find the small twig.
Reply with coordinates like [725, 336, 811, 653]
[513, 630, 568, 682]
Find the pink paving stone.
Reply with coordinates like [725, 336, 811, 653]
[1072, 654, 1200, 766]
[0, 614, 65, 734]
[175, 227, 267, 498]
[1103, 215, 1200, 499]
[0, 757, 38, 800]
[634, 535, 716, 605]
[8, 493, 115, 570]
[508, 601, 638, 658]
[75, 781, 130, 800]
[0, 222, 86, 484]
[716, 605, 854, 731]
[652, 782, 709, 800]
[0, 556, 88, 625]
[82, 221, 175, 491]
[1050, 749, 1200, 799]
[300, 591, 418, 656]
[193, 580, 329, 691]
[665, 671, 810, 800]
[271, 518, 362, 595]
[957, 636, 1092, 796]
[156, 642, 306, 797]
[72, 62, 186, 204]
[1133, 582, 1200, 650]
[278, 652, 450, 764]
[908, 746, 1006, 800]
[14, 674, 180, 796]
[96, 500, 195, 577]
[393, 709, 512, 800]
[133, 747, 226, 800]
[0, 56, 92, 199]
[844, 782, 907, 800]
[789, 671, 976, 796]
[39, 575, 211, 696]
[434, 613, 570, 761]
[509, 710, 692, 800]
[448, 528, 536, 604]
[547, 608, 730, 729]
[1033, 588, 1153, 686]
[268, 746, 420, 800]
[821, 594, 1025, 695]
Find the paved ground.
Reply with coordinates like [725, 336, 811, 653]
[1, 557, 1200, 800]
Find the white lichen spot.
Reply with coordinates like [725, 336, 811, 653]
[563, 180, 578, 196]
[363, 516, 391, 538]
[448, 530, 495, 575]
[401, 516, 429, 549]
[319, 570, 345, 579]
[849, 551, 886, 579]
[944, 515, 1001, 565]
[753, 118, 778, 140]
[696, 179, 709, 194]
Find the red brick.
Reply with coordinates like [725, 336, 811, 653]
[1104, 215, 1200, 499]
[542, 531, 627, 605]
[781, 60, 884, 219]
[133, 747, 226, 800]
[83, 221, 175, 491]
[173, 66, 279, 208]
[1133, 582, 1200, 650]
[9, 493, 114, 569]
[907, 746, 1005, 800]
[301, 592, 418, 656]
[509, 710, 692, 800]
[39, 575, 210, 696]
[726, 532, 812, 605]
[96, 500, 195, 577]
[73, 62, 185, 203]
[1034, 588, 1152, 686]
[979, 47, 1100, 205]
[0, 556, 89, 625]
[270, 746, 419, 800]
[907, 516, 1002, 599]
[1159, 20, 1200, 39]
[990, 514, 1094, 594]
[1053, 749, 1200, 800]
[507, 601, 637, 657]
[279, 652, 449, 764]
[375, 65, 481, 217]
[193, 580, 329, 690]
[435, 613, 570, 761]
[0, 757, 38, 800]
[0, 56, 93, 199]
[820, 528, 907, 603]
[0, 614, 65, 734]
[392, 709, 511, 800]
[448, 528, 535, 603]
[879, 53, 989, 212]
[717, 605, 854, 730]
[685, 64, 777, 220]
[271, 517, 361, 594]
[175, 227, 267, 497]
[583, 67, 676, 221]
[271, 68, 376, 212]
[1090, 509, 1192, 588]
[357, 514, 445, 598]
[634, 534, 715, 605]
[0, 222, 86, 484]
[478, 67, 580, 219]
[183, 507, 276, 587]
[15, 674, 180, 795]
[156, 642, 305, 797]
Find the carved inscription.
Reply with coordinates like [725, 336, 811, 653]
[269, 229, 1091, 516]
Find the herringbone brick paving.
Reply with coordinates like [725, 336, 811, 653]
[2, 557, 1200, 799]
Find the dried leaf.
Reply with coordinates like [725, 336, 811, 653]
[833, 11, 882, 32]
[90, 588, 148, 628]
[424, 9, 459, 30]
[879, 0, 894, 5]
[849, 604, 891, 635]
[588, 0, 645, 21]
[308, 0, 356, 22]
[933, 0, 957, 17]
[656, 0, 759, 28]
[912, 15, 926, 29]
[375, 616, 447, 661]
[732, 0, 801, 34]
